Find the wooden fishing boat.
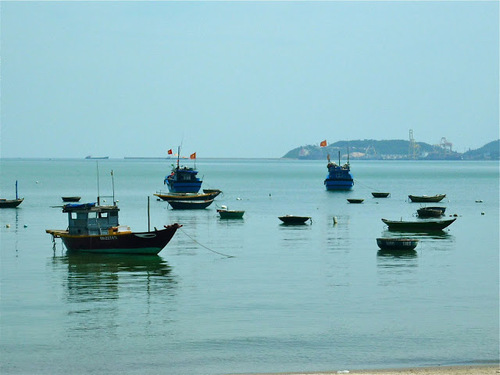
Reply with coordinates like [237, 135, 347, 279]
[0, 181, 23, 208]
[46, 202, 181, 255]
[0, 198, 24, 208]
[382, 218, 456, 231]
[371, 192, 390, 198]
[167, 199, 214, 210]
[217, 209, 245, 219]
[154, 190, 221, 201]
[347, 198, 364, 204]
[62, 196, 81, 202]
[376, 238, 419, 250]
[408, 194, 446, 203]
[417, 206, 446, 218]
[279, 215, 312, 225]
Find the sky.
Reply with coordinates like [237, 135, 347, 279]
[1, 1, 498, 158]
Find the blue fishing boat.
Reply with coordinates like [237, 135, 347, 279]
[324, 152, 354, 190]
[164, 147, 202, 193]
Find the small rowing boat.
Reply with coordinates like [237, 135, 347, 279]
[167, 199, 214, 210]
[279, 215, 312, 225]
[376, 238, 419, 250]
[382, 218, 456, 231]
[408, 194, 446, 203]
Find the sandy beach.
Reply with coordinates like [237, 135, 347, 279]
[233, 365, 499, 375]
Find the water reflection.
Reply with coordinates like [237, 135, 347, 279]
[51, 254, 177, 303]
[377, 248, 417, 259]
[379, 229, 454, 240]
[49, 254, 178, 339]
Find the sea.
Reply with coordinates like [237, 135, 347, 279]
[1, 158, 498, 375]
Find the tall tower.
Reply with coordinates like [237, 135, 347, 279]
[408, 129, 419, 159]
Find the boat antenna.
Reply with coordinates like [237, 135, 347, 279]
[15, 180, 18, 200]
[96, 161, 100, 205]
[111, 170, 115, 204]
[347, 145, 350, 165]
[177, 146, 180, 169]
[338, 151, 341, 165]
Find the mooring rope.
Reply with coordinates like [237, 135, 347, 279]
[354, 179, 382, 192]
[180, 228, 235, 258]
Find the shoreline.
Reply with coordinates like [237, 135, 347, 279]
[232, 365, 500, 375]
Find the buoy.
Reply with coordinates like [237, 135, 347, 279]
[333, 216, 338, 225]
[481, 212, 485, 215]
[24, 224, 28, 228]
[6, 224, 10, 228]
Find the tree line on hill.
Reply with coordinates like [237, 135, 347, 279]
[282, 139, 500, 160]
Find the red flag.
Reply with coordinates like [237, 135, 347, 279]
[190, 152, 196, 159]
[167, 149, 173, 155]
[320, 140, 327, 147]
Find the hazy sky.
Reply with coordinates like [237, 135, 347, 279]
[1, 1, 498, 158]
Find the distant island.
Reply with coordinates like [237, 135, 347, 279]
[283, 139, 499, 160]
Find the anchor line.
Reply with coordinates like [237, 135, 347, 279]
[353, 179, 381, 192]
[180, 228, 235, 258]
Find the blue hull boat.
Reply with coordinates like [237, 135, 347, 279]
[324, 152, 354, 191]
[164, 147, 203, 193]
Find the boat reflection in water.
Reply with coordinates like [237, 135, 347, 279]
[51, 254, 177, 303]
[377, 248, 418, 259]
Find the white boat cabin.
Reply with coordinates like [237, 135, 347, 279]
[63, 204, 122, 235]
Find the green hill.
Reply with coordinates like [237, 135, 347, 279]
[463, 140, 500, 160]
[283, 139, 495, 160]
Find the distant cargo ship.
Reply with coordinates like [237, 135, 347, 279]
[85, 155, 109, 160]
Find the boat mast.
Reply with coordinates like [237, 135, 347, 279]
[147, 196, 151, 232]
[15, 180, 18, 200]
[177, 146, 180, 169]
[111, 170, 115, 205]
[96, 162, 101, 205]
[338, 151, 341, 165]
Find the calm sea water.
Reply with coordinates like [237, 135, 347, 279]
[1, 159, 498, 375]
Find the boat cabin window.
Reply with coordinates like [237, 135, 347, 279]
[99, 212, 108, 218]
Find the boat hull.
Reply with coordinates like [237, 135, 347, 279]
[167, 199, 214, 210]
[347, 198, 364, 204]
[154, 191, 220, 201]
[62, 196, 81, 202]
[0, 198, 24, 208]
[372, 192, 390, 198]
[408, 194, 446, 203]
[279, 216, 311, 225]
[376, 238, 418, 250]
[324, 178, 354, 190]
[417, 207, 446, 218]
[47, 224, 181, 255]
[382, 218, 456, 231]
[218, 210, 245, 219]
